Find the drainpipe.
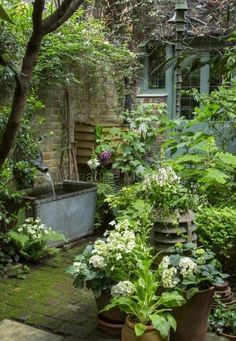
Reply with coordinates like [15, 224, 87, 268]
[168, 0, 188, 117]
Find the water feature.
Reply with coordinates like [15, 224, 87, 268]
[25, 181, 97, 244]
[44, 171, 56, 198]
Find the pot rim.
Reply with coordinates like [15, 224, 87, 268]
[125, 315, 156, 332]
[97, 314, 123, 329]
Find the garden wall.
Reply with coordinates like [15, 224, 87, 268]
[37, 73, 125, 183]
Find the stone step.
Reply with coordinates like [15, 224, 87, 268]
[0, 320, 63, 341]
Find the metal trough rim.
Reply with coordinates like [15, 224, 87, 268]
[25, 180, 97, 204]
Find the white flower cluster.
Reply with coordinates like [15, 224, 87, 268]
[89, 255, 107, 268]
[162, 267, 178, 288]
[17, 218, 53, 240]
[87, 158, 100, 170]
[179, 257, 196, 277]
[111, 280, 135, 297]
[73, 262, 82, 271]
[144, 166, 180, 187]
[89, 225, 136, 269]
[159, 256, 178, 288]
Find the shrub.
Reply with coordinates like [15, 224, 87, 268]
[195, 206, 236, 265]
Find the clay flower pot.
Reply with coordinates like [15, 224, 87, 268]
[121, 316, 169, 341]
[95, 291, 126, 324]
[96, 314, 123, 337]
[95, 291, 126, 337]
[171, 287, 215, 341]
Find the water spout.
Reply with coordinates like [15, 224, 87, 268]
[44, 171, 56, 198]
[33, 152, 49, 174]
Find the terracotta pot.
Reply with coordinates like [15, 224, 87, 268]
[212, 281, 236, 309]
[122, 316, 169, 341]
[97, 314, 123, 337]
[219, 332, 236, 340]
[171, 287, 215, 341]
[95, 291, 126, 324]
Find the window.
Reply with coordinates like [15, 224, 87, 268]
[139, 45, 168, 94]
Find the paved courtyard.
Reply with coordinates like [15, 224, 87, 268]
[0, 241, 229, 341]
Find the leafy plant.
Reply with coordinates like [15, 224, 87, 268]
[7, 218, 66, 263]
[162, 243, 227, 294]
[92, 104, 165, 183]
[209, 303, 236, 336]
[67, 219, 152, 297]
[195, 206, 236, 265]
[103, 257, 186, 338]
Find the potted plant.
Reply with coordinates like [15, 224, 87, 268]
[141, 166, 198, 249]
[209, 303, 236, 339]
[66, 219, 151, 335]
[102, 257, 186, 341]
[159, 242, 227, 341]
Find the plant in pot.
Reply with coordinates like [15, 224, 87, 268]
[209, 302, 236, 339]
[159, 242, 228, 341]
[102, 256, 186, 341]
[141, 166, 199, 249]
[66, 218, 152, 336]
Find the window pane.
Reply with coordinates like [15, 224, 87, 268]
[148, 46, 166, 89]
[181, 68, 200, 120]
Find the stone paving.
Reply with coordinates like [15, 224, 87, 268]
[0, 241, 229, 341]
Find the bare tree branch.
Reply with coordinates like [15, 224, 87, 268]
[42, 0, 84, 35]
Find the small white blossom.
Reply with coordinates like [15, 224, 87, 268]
[160, 256, 170, 270]
[111, 281, 135, 297]
[179, 257, 196, 277]
[89, 255, 106, 268]
[87, 158, 100, 170]
[162, 267, 177, 288]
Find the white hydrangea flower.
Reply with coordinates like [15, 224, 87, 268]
[89, 255, 106, 268]
[87, 158, 100, 170]
[160, 256, 170, 270]
[109, 220, 116, 226]
[162, 267, 177, 288]
[73, 262, 82, 271]
[179, 257, 196, 277]
[111, 281, 135, 297]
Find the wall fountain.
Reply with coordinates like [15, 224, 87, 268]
[24, 154, 97, 244]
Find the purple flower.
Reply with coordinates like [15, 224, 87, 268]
[100, 151, 112, 164]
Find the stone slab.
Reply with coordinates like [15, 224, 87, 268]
[0, 320, 63, 341]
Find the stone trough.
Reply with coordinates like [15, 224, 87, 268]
[24, 181, 97, 244]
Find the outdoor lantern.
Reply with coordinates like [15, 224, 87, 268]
[175, 0, 188, 11]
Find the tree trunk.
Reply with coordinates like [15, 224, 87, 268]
[0, 35, 42, 169]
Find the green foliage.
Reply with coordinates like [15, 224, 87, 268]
[7, 218, 66, 263]
[159, 113, 236, 204]
[103, 257, 185, 338]
[67, 219, 152, 297]
[0, 95, 44, 229]
[163, 243, 227, 292]
[93, 104, 166, 182]
[209, 302, 236, 336]
[195, 206, 236, 264]
[0, 2, 136, 88]
[0, 5, 13, 24]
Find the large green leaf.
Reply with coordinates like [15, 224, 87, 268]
[150, 314, 170, 339]
[201, 168, 229, 184]
[216, 152, 236, 168]
[0, 5, 13, 24]
[160, 291, 186, 308]
[166, 313, 177, 332]
[135, 323, 146, 336]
